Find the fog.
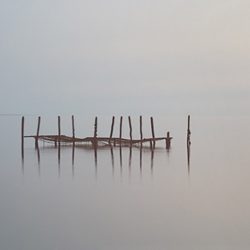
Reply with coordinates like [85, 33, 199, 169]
[1, 0, 250, 115]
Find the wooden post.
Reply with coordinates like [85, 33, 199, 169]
[166, 131, 171, 149]
[150, 117, 155, 148]
[140, 116, 143, 147]
[109, 116, 115, 144]
[35, 116, 41, 148]
[187, 115, 191, 146]
[119, 116, 123, 145]
[58, 116, 61, 146]
[21, 116, 24, 158]
[72, 115, 75, 146]
[94, 116, 98, 147]
[128, 116, 132, 145]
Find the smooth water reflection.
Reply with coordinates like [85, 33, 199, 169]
[22, 143, 180, 180]
[2, 116, 250, 250]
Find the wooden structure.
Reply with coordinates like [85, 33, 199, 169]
[21, 116, 173, 152]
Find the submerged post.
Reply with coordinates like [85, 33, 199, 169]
[109, 116, 115, 144]
[166, 131, 172, 149]
[94, 116, 98, 147]
[35, 116, 41, 148]
[58, 116, 61, 146]
[150, 117, 155, 148]
[128, 116, 132, 145]
[119, 116, 123, 145]
[72, 115, 75, 145]
[187, 115, 191, 146]
[140, 116, 143, 144]
[21, 116, 24, 158]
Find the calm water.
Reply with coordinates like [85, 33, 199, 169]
[1, 115, 250, 250]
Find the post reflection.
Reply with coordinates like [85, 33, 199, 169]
[151, 149, 154, 176]
[187, 144, 191, 175]
[21, 144, 183, 180]
[110, 146, 114, 177]
[140, 147, 142, 176]
[119, 146, 122, 176]
[72, 145, 75, 177]
[58, 144, 61, 178]
[36, 146, 40, 176]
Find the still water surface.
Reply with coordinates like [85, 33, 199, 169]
[1, 115, 250, 250]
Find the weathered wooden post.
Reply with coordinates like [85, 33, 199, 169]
[128, 116, 132, 146]
[72, 115, 75, 145]
[58, 116, 61, 147]
[21, 116, 24, 158]
[119, 116, 123, 145]
[187, 115, 191, 146]
[94, 116, 98, 147]
[35, 116, 41, 148]
[109, 116, 115, 145]
[150, 117, 155, 148]
[140, 116, 143, 147]
[166, 131, 171, 149]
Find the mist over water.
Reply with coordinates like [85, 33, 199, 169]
[1, 0, 250, 249]
[0, 115, 250, 250]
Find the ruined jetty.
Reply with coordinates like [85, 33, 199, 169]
[21, 116, 173, 150]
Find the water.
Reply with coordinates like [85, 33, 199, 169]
[1, 115, 250, 250]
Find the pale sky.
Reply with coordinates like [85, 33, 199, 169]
[0, 0, 250, 115]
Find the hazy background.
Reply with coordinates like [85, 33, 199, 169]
[0, 0, 249, 116]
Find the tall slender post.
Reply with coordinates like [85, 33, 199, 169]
[150, 117, 155, 148]
[140, 116, 143, 141]
[94, 116, 98, 147]
[72, 115, 75, 146]
[58, 116, 61, 146]
[109, 116, 115, 144]
[119, 116, 123, 145]
[35, 116, 41, 148]
[21, 116, 24, 159]
[187, 115, 191, 146]
[128, 116, 132, 146]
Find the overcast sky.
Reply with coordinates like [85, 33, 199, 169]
[0, 0, 250, 115]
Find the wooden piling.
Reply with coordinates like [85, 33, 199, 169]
[187, 115, 191, 145]
[35, 116, 41, 148]
[119, 116, 123, 143]
[58, 116, 61, 146]
[94, 116, 98, 147]
[128, 116, 132, 144]
[109, 116, 115, 144]
[166, 131, 171, 149]
[72, 115, 75, 143]
[21, 116, 24, 158]
[150, 117, 155, 147]
[140, 116, 143, 142]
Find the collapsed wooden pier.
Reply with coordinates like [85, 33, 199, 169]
[22, 116, 173, 150]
